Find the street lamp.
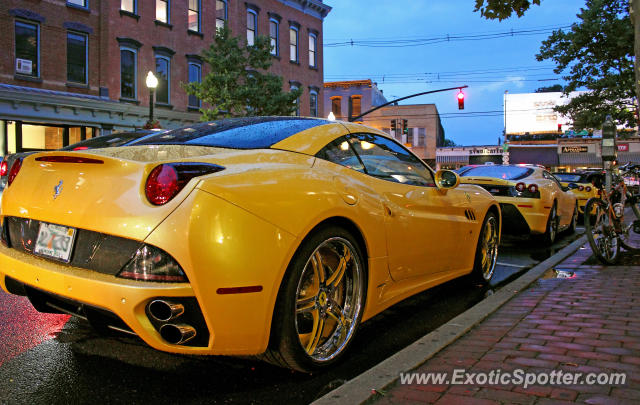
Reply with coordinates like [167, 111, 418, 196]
[146, 71, 158, 125]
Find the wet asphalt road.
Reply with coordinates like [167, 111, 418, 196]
[0, 229, 583, 405]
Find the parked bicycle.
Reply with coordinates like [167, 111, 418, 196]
[584, 163, 640, 264]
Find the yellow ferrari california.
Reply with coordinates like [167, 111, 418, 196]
[459, 164, 577, 245]
[0, 117, 500, 372]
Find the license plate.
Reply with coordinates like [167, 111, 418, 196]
[34, 222, 77, 262]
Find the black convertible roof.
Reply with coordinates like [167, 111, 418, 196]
[133, 117, 332, 149]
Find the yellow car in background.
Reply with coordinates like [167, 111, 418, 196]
[0, 117, 501, 372]
[459, 164, 577, 244]
[552, 172, 600, 215]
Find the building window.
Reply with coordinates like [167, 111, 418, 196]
[15, 21, 39, 77]
[120, 48, 136, 99]
[156, 0, 169, 23]
[216, 0, 227, 31]
[309, 33, 317, 68]
[188, 0, 200, 32]
[291, 85, 300, 116]
[67, 32, 87, 84]
[331, 97, 341, 118]
[155, 56, 170, 104]
[121, 0, 136, 13]
[188, 62, 201, 108]
[350, 96, 361, 119]
[269, 19, 279, 56]
[289, 27, 298, 63]
[68, 0, 88, 8]
[417, 128, 426, 147]
[247, 10, 257, 46]
[309, 92, 318, 117]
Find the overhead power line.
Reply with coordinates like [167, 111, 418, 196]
[325, 25, 572, 48]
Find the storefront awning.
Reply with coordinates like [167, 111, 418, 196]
[559, 153, 600, 166]
[509, 147, 558, 166]
[618, 153, 640, 164]
[436, 155, 469, 164]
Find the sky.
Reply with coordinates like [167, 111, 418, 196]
[322, 0, 588, 146]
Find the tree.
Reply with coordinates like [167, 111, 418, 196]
[535, 84, 564, 93]
[536, 0, 635, 130]
[442, 138, 457, 147]
[473, 0, 540, 21]
[183, 26, 302, 120]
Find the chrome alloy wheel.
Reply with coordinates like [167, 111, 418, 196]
[480, 215, 499, 280]
[294, 237, 364, 362]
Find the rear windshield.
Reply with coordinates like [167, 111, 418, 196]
[61, 131, 152, 150]
[460, 166, 534, 180]
[134, 117, 330, 149]
[553, 173, 584, 183]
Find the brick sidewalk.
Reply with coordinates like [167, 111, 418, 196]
[373, 244, 640, 404]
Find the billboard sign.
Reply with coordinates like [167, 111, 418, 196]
[504, 91, 586, 134]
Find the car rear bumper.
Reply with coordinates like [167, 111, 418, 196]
[0, 244, 209, 352]
[0, 189, 299, 356]
[497, 198, 549, 235]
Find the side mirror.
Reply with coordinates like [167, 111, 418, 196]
[435, 169, 460, 189]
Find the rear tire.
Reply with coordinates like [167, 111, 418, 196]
[564, 204, 578, 235]
[539, 203, 558, 245]
[261, 226, 366, 372]
[585, 198, 619, 264]
[470, 212, 499, 285]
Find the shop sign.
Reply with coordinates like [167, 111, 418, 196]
[469, 148, 501, 155]
[618, 143, 629, 152]
[561, 146, 588, 153]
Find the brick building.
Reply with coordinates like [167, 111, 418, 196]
[324, 80, 445, 166]
[0, 0, 330, 155]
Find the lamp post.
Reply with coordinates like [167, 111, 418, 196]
[145, 71, 158, 126]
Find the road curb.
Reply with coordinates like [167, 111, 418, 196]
[311, 235, 588, 405]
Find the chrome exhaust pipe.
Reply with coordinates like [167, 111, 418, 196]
[148, 300, 184, 322]
[160, 323, 197, 345]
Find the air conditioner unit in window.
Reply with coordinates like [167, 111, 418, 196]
[16, 58, 33, 75]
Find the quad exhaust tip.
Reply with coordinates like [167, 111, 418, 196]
[148, 300, 184, 322]
[160, 323, 197, 345]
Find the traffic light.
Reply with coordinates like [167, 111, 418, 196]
[457, 90, 465, 110]
[391, 119, 397, 132]
[402, 119, 408, 135]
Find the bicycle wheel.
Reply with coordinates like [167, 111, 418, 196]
[584, 198, 620, 264]
[628, 192, 640, 219]
[619, 198, 640, 251]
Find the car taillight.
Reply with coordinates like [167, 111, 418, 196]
[145, 162, 225, 206]
[585, 186, 592, 192]
[0, 159, 7, 177]
[578, 185, 584, 191]
[7, 158, 23, 187]
[73, 146, 89, 150]
[527, 184, 538, 193]
[146, 165, 180, 206]
[515, 182, 526, 192]
[117, 244, 188, 282]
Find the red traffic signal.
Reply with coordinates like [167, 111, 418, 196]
[457, 91, 465, 110]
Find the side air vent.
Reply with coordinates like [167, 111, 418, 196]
[464, 209, 477, 221]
